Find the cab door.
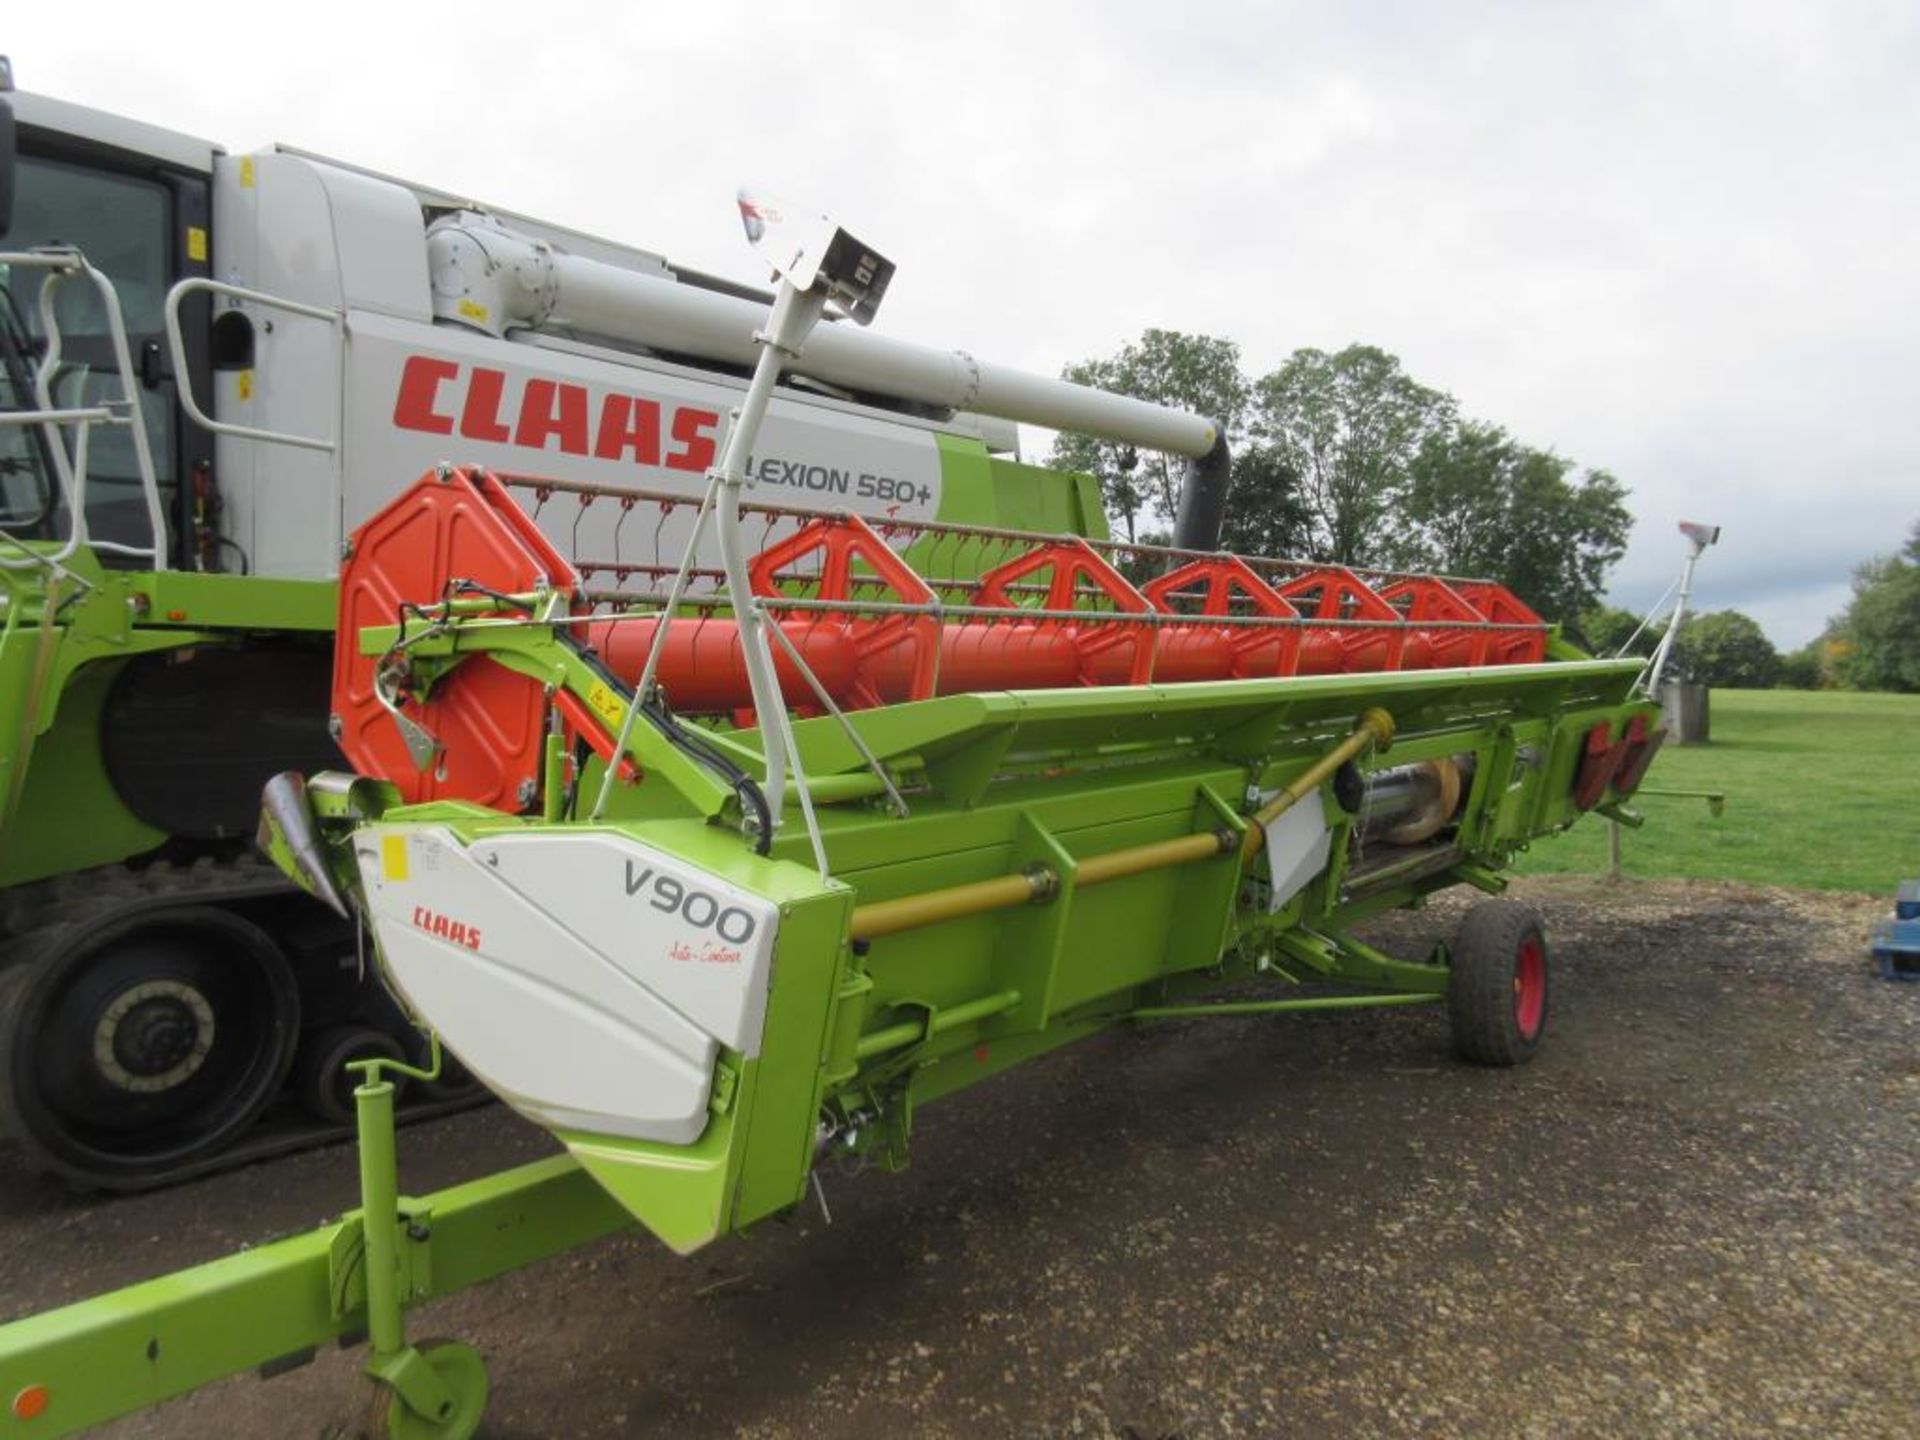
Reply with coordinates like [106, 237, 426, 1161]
[0, 138, 212, 567]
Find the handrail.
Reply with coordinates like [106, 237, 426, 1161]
[163, 277, 341, 453]
[0, 406, 114, 563]
[0, 405, 115, 426]
[1, 248, 167, 568]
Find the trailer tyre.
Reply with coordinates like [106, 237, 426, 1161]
[1446, 900, 1550, 1066]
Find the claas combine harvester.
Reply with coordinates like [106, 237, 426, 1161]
[0, 83, 1667, 1440]
[0, 70, 1211, 1193]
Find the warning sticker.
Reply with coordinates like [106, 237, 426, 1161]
[381, 834, 411, 882]
[586, 681, 626, 730]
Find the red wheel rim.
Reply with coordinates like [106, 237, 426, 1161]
[1513, 936, 1546, 1038]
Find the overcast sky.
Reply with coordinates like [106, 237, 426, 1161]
[13, 2, 1916, 644]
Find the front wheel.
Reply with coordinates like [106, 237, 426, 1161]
[1446, 900, 1550, 1066]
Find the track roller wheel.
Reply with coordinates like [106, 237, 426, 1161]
[367, 1340, 489, 1440]
[0, 907, 299, 1188]
[294, 1026, 407, 1127]
[1446, 900, 1550, 1066]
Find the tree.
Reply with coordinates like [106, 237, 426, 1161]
[1671, 610, 1781, 689]
[1049, 334, 1633, 619]
[1216, 443, 1315, 559]
[1832, 520, 1920, 692]
[1398, 421, 1632, 624]
[1050, 330, 1249, 541]
[1777, 645, 1823, 689]
[1251, 345, 1455, 567]
[1576, 604, 1662, 658]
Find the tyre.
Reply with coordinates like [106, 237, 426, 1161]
[1446, 900, 1550, 1066]
[0, 907, 300, 1187]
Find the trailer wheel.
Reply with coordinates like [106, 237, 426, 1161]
[293, 1026, 408, 1127]
[368, 1338, 488, 1440]
[1446, 900, 1550, 1066]
[0, 908, 300, 1188]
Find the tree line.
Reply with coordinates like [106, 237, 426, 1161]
[1051, 329, 1919, 693]
[1049, 331, 1631, 631]
[1586, 521, 1920, 692]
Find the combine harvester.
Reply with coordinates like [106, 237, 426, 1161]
[0, 67, 1182, 1190]
[0, 184, 1667, 1437]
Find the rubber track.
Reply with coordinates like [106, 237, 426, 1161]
[0, 853, 486, 1192]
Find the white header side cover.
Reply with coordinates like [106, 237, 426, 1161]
[354, 827, 779, 1145]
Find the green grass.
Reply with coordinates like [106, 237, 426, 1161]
[1514, 689, 1920, 894]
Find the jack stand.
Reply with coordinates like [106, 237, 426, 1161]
[350, 1042, 489, 1439]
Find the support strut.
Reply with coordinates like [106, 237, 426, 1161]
[349, 1047, 490, 1439]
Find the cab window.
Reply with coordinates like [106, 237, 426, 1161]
[0, 154, 175, 552]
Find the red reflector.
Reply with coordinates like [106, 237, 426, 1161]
[1613, 719, 1666, 796]
[12, 1384, 50, 1421]
[1571, 720, 1631, 811]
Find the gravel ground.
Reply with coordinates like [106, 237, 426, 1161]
[2, 875, 1916, 1438]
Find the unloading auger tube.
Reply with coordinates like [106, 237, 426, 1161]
[426, 210, 1234, 549]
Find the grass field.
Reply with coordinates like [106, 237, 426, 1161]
[1514, 688, 1919, 894]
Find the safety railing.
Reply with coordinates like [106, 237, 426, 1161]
[0, 247, 168, 569]
[163, 277, 342, 452]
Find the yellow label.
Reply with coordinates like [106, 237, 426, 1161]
[586, 682, 625, 729]
[457, 298, 490, 325]
[237, 369, 254, 401]
[381, 834, 410, 882]
[186, 226, 208, 262]
[239, 156, 255, 189]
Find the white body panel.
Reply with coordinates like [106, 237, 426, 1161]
[8, 91, 218, 173]
[208, 154, 954, 580]
[355, 826, 779, 1145]
[342, 314, 945, 569]
[210, 152, 354, 578]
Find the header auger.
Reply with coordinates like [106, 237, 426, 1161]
[329, 464, 1561, 818]
[0, 191, 1666, 1439]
